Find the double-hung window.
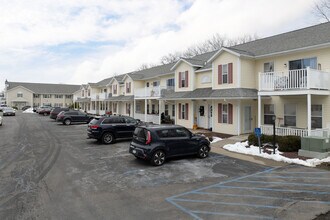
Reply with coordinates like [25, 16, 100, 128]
[264, 62, 274, 72]
[311, 105, 322, 129]
[264, 104, 275, 125]
[181, 104, 186, 119]
[167, 78, 175, 88]
[284, 104, 296, 126]
[180, 72, 186, 87]
[222, 104, 228, 123]
[222, 64, 228, 84]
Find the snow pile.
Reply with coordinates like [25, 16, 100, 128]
[223, 141, 330, 167]
[23, 108, 35, 113]
[211, 137, 223, 144]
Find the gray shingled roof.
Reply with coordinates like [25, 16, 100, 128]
[162, 88, 257, 99]
[106, 95, 134, 101]
[231, 22, 330, 57]
[114, 74, 126, 83]
[7, 81, 80, 94]
[76, 97, 91, 102]
[128, 62, 175, 80]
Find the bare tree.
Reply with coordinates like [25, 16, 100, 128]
[160, 52, 183, 64]
[160, 33, 258, 64]
[314, 0, 330, 22]
[136, 63, 156, 71]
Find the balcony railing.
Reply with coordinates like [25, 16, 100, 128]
[135, 113, 160, 124]
[259, 67, 330, 91]
[261, 125, 330, 137]
[135, 86, 170, 98]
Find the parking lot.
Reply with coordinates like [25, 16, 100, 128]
[0, 112, 329, 219]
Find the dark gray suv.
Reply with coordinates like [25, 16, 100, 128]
[129, 124, 210, 166]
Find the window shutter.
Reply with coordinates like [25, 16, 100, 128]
[218, 65, 222, 84]
[129, 82, 131, 92]
[179, 72, 182, 88]
[185, 103, 189, 120]
[178, 104, 181, 119]
[218, 103, 222, 123]
[185, 71, 188, 87]
[228, 103, 233, 124]
[228, 63, 233, 84]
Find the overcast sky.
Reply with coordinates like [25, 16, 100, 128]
[0, 0, 324, 91]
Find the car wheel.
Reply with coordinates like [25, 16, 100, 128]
[198, 145, 209, 158]
[102, 132, 114, 144]
[151, 150, 166, 166]
[64, 119, 71, 125]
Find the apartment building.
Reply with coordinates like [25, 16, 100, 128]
[74, 22, 330, 137]
[5, 81, 80, 109]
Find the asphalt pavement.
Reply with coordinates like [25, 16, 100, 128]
[0, 112, 329, 219]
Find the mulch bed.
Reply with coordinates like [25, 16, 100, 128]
[280, 151, 312, 160]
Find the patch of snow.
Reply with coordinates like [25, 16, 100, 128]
[23, 108, 34, 113]
[211, 137, 223, 143]
[223, 141, 330, 167]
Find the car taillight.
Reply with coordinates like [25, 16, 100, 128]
[90, 125, 99, 129]
[145, 131, 152, 144]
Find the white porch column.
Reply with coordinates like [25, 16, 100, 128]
[307, 94, 311, 135]
[258, 94, 261, 127]
[158, 100, 161, 125]
[133, 99, 136, 118]
[237, 100, 241, 135]
[144, 99, 147, 122]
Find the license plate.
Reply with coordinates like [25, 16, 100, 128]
[132, 149, 136, 154]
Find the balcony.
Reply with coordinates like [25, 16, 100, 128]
[90, 93, 111, 101]
[259, 68, 330, 92]
[135, 86, 174, 98]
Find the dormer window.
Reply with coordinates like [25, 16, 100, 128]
[126, 82, 131, 93]
[222, 64, 228, 84]
[81, 90, 84, 97]
[88, 89, 90, 96]
[179, 71, 188, 88]
[218, 63, 233, 84]
[113, 85, 117, 94]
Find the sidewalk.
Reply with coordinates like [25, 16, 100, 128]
[211, 134, 286, 167]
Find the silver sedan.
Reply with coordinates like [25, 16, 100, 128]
[3, 107, 16, 116]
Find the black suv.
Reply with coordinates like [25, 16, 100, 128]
[129, 125, 210, 166]
[50, 107, 70, 119]
[87, 116, 140, 144]
[56, 110, 94, 125]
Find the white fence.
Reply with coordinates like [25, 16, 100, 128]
[261, 125, 330, 137]
[135, 113, 160, 124]
[135, 86, 167, 98]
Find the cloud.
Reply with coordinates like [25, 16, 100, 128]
[0, 0, 317, 91]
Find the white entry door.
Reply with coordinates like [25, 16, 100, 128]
[244, 106, 252, 133]
[208, 105, 213, 129]
[197, 105, 206, 128]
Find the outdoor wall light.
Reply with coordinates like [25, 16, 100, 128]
[284, 63, 287, 68]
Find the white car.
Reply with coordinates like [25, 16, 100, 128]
[0, 115, 2, 126]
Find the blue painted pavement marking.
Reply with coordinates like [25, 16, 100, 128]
[250, 175, 330, 180]
[171, 198, 281, 209]
[189, 191, 330, 205]
[235, 180, 330, 187]
[215, 185, 330, 195]
[191, 210, 274, 220]
[166, 166, 330, 219]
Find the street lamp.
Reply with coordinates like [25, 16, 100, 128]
[272, 115, 276, 154]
